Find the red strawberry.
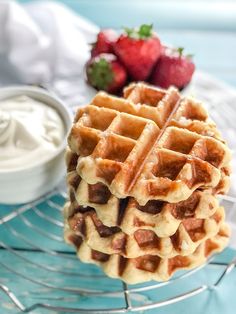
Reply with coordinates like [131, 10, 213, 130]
[91, 29, 118, 57]
[151, 47, 195, 89]
[113, 24, 161, 81]
[86, 53, 127, 94]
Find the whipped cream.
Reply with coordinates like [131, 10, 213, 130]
[0, 95, 65, 171]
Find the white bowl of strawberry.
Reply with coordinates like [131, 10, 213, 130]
[86, 24, 195, 94]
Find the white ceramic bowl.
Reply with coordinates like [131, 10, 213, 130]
[0, 86, 73, 204]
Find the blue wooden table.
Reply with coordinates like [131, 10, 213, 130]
[1, 1, 236, 313]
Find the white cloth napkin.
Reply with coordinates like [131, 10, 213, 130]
[0, 0, 98, 87]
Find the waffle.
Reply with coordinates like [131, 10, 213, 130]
[90, 84, 180, 128]
[68, 83, 231, 204]
[64, 201, 224, 258]
[65, 83, 231, 284]
[124, 83, 222, 139]
[66, 149, 220, 237]
[64, 223, 230, 284]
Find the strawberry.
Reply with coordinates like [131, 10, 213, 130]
[91, 29, 118, 57]
[86, 53, 127, 94]
[150, 47, 195, 89]
[113, 24, 161, 81]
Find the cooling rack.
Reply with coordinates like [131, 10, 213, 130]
[1, 74, 236, 313]
[0, 188, 236, 314]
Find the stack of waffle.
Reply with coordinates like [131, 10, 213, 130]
[64, 82, 231, 284]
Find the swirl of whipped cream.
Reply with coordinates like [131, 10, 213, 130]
[0, 110, 12, 145]
[0, 95, 65, 171]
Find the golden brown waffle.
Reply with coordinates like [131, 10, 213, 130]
[66, 149, 221, 237]
[91, 84, 179, 128]
[124, 83, 222, 139]
[64, 223, 230, 284]
[64, 201, 225, 258]
[65, 83, 231, 284]
[68, 83, 231, 204]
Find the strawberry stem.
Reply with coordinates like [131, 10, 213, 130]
[176, 47, 194, 59]
[138, 24, 153, 39]
[123, 24, 153, 39]
[177, 47, 184, 57]
[123, 27, 136, 38]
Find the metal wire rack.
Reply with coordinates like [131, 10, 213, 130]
[0, 75, 236, 313]
[0, 188, 235, 313]
[0, 189, 236, 313]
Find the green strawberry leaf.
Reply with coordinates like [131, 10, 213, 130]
[87, 58, 114, 90]
[176, 47, 194, 59]
[123, 27, 136, 38]
[138, 24, 153, 39]
[123, 24, 153, 39]
[177, 47, 185, 57]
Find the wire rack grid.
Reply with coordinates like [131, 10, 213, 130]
[0, 83, 236, 313]
[0, 189, 236, 313]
